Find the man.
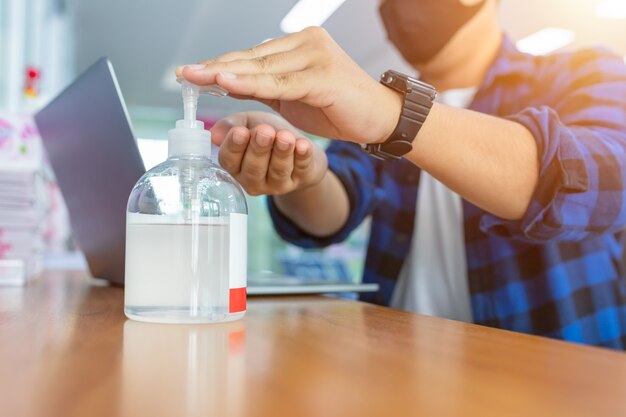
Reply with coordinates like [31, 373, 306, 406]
[177, 0, 626, 349]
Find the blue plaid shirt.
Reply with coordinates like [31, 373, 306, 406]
[268, 37, 626, 350]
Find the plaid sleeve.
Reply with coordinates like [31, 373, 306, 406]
[267, 141, 383, 248]
[481, 49, 626, 242]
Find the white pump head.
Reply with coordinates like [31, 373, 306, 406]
[181, 81, 201, 129]
[168, 80, 215, 158]
[177, 79, 228, 128]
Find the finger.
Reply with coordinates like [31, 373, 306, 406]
[217, 127, 250, 175]
[225, 93, 281, 112]
[211, 71, 311, 102]
[267, 130, 296, 187]
[227, 93, 253, 101]
[203, 33, 306, 64]
[239, 125, 276, 189]
[176, 27, 326, 81]
[224, 93, 281, 112]
[215, 52, 310, 75]
[292, 137, 314, 179]
[181, 51, 310, 87]
[210, 113, 250, 146]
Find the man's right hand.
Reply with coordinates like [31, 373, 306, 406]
[210, 111, 328, 196]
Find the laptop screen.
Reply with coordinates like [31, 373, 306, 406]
[35, 58, 145, 285]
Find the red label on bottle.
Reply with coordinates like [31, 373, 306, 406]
[229, 287, 246, 313]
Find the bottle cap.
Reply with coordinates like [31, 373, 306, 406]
[168, 120, 212, 158]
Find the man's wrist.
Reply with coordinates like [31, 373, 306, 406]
[374, 85, 404, 144]
[364, 71, 437, 160]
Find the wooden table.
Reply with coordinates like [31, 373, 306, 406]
[2, 271, 626, 417]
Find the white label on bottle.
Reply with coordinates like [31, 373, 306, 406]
[228, 213, 247, 313]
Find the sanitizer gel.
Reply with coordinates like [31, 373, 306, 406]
[124, 81, 247, 323]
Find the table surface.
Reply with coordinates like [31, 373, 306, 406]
[2, 271, 626, 417]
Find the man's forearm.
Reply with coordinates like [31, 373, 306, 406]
[273, 170, 350, 237]
[405, 103, 539, 220]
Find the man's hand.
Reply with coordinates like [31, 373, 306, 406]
[177, 27, 402, 145]
[175, 27, 540, 222]
[211, 111, 328, 196]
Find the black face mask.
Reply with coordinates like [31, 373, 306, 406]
[379, 0, 487, 65]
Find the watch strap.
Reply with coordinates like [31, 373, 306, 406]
[364, 70, 436, 160]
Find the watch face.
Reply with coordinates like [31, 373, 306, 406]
[382, 140, 413, 157]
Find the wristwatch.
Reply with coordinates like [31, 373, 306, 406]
[363, 70, 437, 160]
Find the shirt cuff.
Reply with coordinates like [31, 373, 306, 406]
[480, 106, 590, 242]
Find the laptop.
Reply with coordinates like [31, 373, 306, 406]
[35, 58, 378, 295]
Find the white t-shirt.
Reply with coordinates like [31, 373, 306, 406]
[390, 88, 477, 322]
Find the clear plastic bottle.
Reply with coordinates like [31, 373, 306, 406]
[124, 81, 247, 324]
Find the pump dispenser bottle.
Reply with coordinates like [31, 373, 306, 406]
[124, 81, 247, 323]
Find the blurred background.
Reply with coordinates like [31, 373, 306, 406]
[1, 0, 626, 282]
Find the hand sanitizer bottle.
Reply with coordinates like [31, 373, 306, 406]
[124, 81, 247, 323]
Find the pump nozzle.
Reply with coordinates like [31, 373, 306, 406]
[179, 79, 229, 129]
[181, 81, 199, 128]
